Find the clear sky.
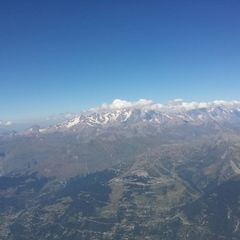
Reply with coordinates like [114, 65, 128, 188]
[1, 0, 240, 121]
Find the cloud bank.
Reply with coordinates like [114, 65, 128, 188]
[94, 99, 240, 112]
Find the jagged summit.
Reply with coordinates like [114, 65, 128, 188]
[58, 99, 240, 129]
[20, 99, 240, 135]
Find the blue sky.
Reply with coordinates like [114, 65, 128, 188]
[1, 0, 240, 121]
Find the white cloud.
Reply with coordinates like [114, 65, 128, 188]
[93, 99, 240, 112]
[0, 120, 13, 126]
[98, 99, 154, 110]
[5, 121, 12, 126]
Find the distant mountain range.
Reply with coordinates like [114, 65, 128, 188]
[16, 99, 240, 135]
[62, 98, 240, 127]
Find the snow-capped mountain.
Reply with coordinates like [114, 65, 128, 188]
[20, 99, 240, 136]
[55, 99, 240, 130]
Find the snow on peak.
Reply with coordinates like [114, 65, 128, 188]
[66, 117, 80, 128]
[52, 99, 240, 130]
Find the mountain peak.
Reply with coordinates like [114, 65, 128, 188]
[53, 99, 240, 131]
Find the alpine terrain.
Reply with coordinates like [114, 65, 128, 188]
[1, 99, 240, 240]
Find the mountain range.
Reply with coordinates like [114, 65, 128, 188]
[1, 99, 240, 239]
[15, 99, 240, 134]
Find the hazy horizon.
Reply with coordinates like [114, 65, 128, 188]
[2, 97, 240, 128]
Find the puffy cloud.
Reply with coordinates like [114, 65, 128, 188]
[5, 121, 12, 126]
[102, 99, 154, 110]
[93, 99, 240, 112]
[0, 120, 13, 126]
